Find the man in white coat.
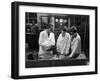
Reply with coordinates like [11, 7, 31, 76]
[38, 24, 55, 58]
[68, 26, 81, 58]
[56, 27, 71, 57]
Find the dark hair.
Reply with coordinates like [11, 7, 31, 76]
[49, 24, 53, 27]
[44, 24, 53, 31]
[44, 23, 49, 29]
[61, 27, 67, 32]
[70, 26, 77, 33]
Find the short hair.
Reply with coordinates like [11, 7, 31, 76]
[44, 23, 53, 30]
[61, 27, 66, 32]
[44, 23, 49, 29]
[49, 24, 53, 27]
[70, 26, 77, 33]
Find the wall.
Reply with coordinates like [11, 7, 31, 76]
[0, 0, 99, 81]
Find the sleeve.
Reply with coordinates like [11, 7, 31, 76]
[70, 38, 80, 56]
[63, 33, 71, 54]
[78, 38, 81, 53]
[39, 32, 44, 46]
[50, 33, 55, 46]
[48, 33, 55, 46]
[67, 34, 71, 48]
[56, 34, 61, 52]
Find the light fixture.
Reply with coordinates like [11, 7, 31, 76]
[60, 18, 63, 22]
[55, 19, 58, 22]
[64, 19, 67, 22]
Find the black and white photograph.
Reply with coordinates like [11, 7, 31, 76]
[25, 12, 89, 68]
[11, 1, 97, 79]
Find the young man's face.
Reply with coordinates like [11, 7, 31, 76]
[70, 32, 74, 35]
[61, 30, 65, 34]
[47, 28, 52, 33]
[61, 30, 66, 37]
[70, 32, 77, 38]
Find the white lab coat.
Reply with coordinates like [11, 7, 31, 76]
[57, 32, 71, 54]
[70, 33, 81, 56]
[39, 30, 55, 55]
